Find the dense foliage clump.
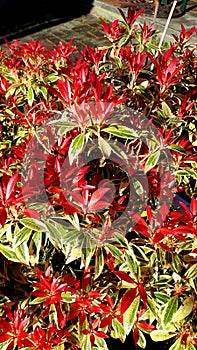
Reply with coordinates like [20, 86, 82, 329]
[0, 8, 197, 350]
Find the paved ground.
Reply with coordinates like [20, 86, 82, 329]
[0, 0, 196, 50]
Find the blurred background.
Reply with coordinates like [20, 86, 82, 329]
[0, 0, 94, 44]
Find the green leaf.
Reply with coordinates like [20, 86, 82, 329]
[0, 224, 12, 239]
[94, 335, 108, 349]
[82, 334, 91, 350]
[169, 336, 182, 350]
[111, 318, 126, 343]
[45, 221, 63, 248]
[147, 295, 159, 318]
[40, 86, 48, 99]
[30, 297, 46, 305]
[162, 101, 172, 117]
[0, 243, 20, 262]
[47, 73, 59, 82]
[144, 150, 160, 173]
[118, 34, 130, 47]
[59, 124, 77, 136]
[94, 248, 104, 279]
[0, 340, 13, 350]
[113, 231, 129, 248]
[103, 125, 138, 139]
[150, 330, 176, 342]
[61, 229, 80, 244]
[61, 291, 76, 303]
[30, 231, 42, 265]
[167, 145, 186, 154]
[13, 226, 32, 248]
[15, 241, 30, 265]
[125, 250, 139, 278]
[184, 263, 197, 279]
[81, 239, 96, 269]
[187, 344, 197, 350]
[137, 329, 146, 349]
[68, 133, 85, 164]
[27, 87, 34, 106]
[98, 136, 112, 158]
[114, 55, 122, 69]
[20, 218, 47, 232]
[48, 120, 77, 135]
[173, 296, 194, 322]
[105, 243, 124, 263]
[161, 295, 178, 326]
[175, 168, 197, 180]
[65, 246, 81, 264]
[153, 292, 170, 304]
[123, 295, 140, 335]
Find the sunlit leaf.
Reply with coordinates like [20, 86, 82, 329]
[0, 244, 20, 262]
[82, 334, 91, 350]
[173, 296, 194, 322]
[15, 241, 30, 265]
[144, 150, 160, 173]
[94, 248, 104, 279]
[98, 136, 112, 158]
[111, 318, 126, 343]
[169, 336, 182, 350]
[161, 295, 178, 326]
[13, 227, 32, 248]
[68, 133, 85, 164]
[123, 295, 140, 335]
[27, 87, 34, 106]
[150, 330, 176, 342]
[20, 218, 47, 232]
[103, 125, 138, 139]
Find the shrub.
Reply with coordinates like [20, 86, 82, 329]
[0, 8, 197, 350]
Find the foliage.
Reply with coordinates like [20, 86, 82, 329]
[0, 7, 197, 350]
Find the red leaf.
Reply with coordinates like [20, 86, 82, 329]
[87, 306, 101, 313]
[133, 327, 139, 345]
[87, 188, 111, 211]
[138, 284, 147, 305]
[82, 268, 91, 291]
[0, 333, 12, 343]
[133, 223, 151, 238]
[0, 206, 7, 227]
[22, 208, 40, 220]
[106, 295, 114, 309]
[114, 271, 136, 285]
[5, 172, 19, 201]
[31, 290, 47, 298]
[79, 312, 86, 326]
[94, 331, 109, 338]
[87, 291, 102, 298]
[193, 338, 197, 346]
[159, 242, 171, 252]
[66, 309, 80, 320]
[137, 322, 156, 331]
[119, 288, 137, 315]
[146, 204, 152, 222]
[191, 196, 197, 216]
[100, 315, 113, 328]
[153, 231, 165, 244]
